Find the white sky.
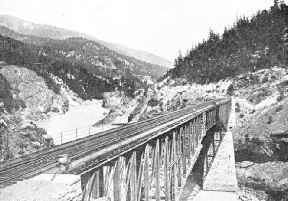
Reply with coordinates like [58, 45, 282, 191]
[0, 0, 276, 61]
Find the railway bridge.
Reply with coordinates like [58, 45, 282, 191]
[0, 98, 237, 201]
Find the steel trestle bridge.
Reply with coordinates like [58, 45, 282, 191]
[0, 98, 232, 201]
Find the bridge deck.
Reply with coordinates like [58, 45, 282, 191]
[0, 98, 229, 189]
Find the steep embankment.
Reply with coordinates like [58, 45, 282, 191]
[98, 89, 146, 125]
[136, 78, 231, 121]
[231, 68, 288, 200]
[234, 68, 288, 163]
[0, 64, 68, 120]
[0, 62, 68, 161]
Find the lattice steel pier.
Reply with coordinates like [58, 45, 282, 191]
[80, 99, 232, 201]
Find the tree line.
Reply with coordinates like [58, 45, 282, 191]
[163, 1, 288, 84]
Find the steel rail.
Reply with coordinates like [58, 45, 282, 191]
[0, 98, 219, 171]
[0, 98, 227, 186]
[76, 98, 228, 175]
[0, 98, 230, 188]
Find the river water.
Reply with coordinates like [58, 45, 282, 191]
[34, 100, 115, 145]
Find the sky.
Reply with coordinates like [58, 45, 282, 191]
[0, 0, 276, 61]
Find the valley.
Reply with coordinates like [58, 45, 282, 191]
[0, 1, 288, 201]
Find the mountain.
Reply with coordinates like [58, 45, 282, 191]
[97, 42, 173, 68]
[162, 2, 288, 84]
[0, 32, 168, 99]
[0, 15, 84, 39]
[0, 26, 167, 78]
[0, 15, 173, 68]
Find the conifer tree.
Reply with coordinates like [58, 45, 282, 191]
[167, 1, 288, 84]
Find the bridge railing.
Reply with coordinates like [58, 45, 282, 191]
[79, 98, 232, 201]
[46, 97, 230, 147]
[51, 126, 92, 145]
[50, 125, 96, 145]
[44, 120, 118, 146]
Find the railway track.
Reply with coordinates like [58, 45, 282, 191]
[0, 98, 229, 188]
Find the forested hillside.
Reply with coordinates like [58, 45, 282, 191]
[0, 15, 173, 68]
[0, 34, 167, 99]
[164, 1, 288, 83]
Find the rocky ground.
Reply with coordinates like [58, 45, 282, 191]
[0, 112, 50, 162]
[237, 161, 288, 200]
[0, 62, 82, 161]
[231, 68, 288, 201]
[97, 89, 150, 125]
[100, 77, 231, 127]
[0, 64, 69, 120]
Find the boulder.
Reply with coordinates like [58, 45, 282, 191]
[43, 134, 54, 148]
[32, 141, 41, 149]
[237, 162, 288, 192]
[238, 161, 255, 168]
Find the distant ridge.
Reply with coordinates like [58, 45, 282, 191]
[0, 15, 173, 68]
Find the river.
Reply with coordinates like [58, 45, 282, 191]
[34, 100, 116, 145]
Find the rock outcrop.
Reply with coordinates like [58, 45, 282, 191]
[0, 63, 72, 161]
[0, 64, 68, 120]
[233, 68, 288, 163]
[0, 113, 50, 161]
[231, 68, 288, 200]
[137, 78, 231, 120]
[237, 162, 288, 200]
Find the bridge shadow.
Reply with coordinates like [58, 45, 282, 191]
[179, 126, 222, 201]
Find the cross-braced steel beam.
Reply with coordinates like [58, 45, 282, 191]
[81, 100, 231, 201]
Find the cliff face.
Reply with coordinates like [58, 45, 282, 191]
[237, 161, 288, 199]
[232, 68, 288, 200]
[233, 68, 288, 162]
[0, 63, 72, 161]
[0, 64, 68, 120]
